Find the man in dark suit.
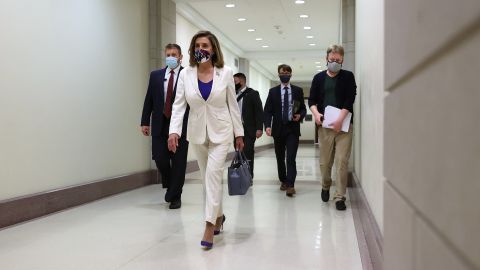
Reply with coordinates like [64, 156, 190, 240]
[264, 64, 307, 197]
[233, 73, 264, 180]
[141, 43, 189, 209]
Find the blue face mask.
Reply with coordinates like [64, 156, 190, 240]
[166, 56, 179, 69]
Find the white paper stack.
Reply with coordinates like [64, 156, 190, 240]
[322, 105, 352, 132]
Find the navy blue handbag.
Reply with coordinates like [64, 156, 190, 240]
[227, 151, 251, 195]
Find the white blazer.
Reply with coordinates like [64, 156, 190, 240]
[169, 65, 244, 145]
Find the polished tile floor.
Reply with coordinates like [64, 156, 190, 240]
[0, 145, 362, 270]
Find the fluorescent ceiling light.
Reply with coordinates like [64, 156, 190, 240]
[262, 45, 269, 48]
[309, 43, 316, 46]
[299, 14, 309, 18]
[304, 26, 312, 30]
[306, 35, 314, 39]
[225, 4, 235, 8]
[237, 18, 247, 22]
[248, 29, 255, 32]
[295, 0, 305, 4]
[255, 38, 263, 41]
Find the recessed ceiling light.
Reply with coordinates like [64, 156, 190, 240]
[299, 14, 309, 18]
[262, 45, 269, 48]
[306, 35, 314, 39]
[225, 4, 235, 8]
[237, 18, 247, 22]
[255, 38, 263, 41]
[247, 29, 255, 32]
[317, 69, 322, 72]
[295, 0, 305, 4]
[315, 61, 321, 64]
[309, 43, 316, 46]
[316, 65, 322, 68]
[304, 26, 312, 30]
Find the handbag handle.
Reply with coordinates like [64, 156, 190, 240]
[239, 151, 249, 163]
[230, 150, 242, 166]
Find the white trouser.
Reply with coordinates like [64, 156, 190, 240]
[192, 140, 230, 224]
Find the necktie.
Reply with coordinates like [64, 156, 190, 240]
[282, 86, 289, 123]
[164, 70, 174, 118]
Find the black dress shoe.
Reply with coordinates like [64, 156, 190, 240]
[335, 200, 347, 211]
[169, 199, 181, 209]
[321, 189, 330, 202]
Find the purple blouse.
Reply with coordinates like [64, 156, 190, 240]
[198, 79, 213, 101]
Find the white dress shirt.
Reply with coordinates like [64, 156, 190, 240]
[236, 86, 247, 114]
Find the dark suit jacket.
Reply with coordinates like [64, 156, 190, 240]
[239, 88, 264, 138]
[264, 84, 307, 138]
[141, 67, 189, 137]
[307, 70, 357, 122]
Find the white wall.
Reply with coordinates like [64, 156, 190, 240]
[355, 0, 385, 231]
[0, 0, 150, 200]
[384, 0, 480, 269]
[249, 66, 274, 146]
[176, 13, 199, 66]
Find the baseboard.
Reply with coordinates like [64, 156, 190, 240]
[0, 170, 156, 229]
[0, 142, 299, 229]
[349, 172, 384, 270]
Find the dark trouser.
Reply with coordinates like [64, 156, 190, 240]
[273, 126, 299, 188]
[243, 134, 256, 178]
[152, 118, 189, 203]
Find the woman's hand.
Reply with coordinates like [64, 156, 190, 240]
[168, 133, 180, 153]
[235, 136, 244, 151]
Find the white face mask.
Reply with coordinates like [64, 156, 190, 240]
[327, 61, 342, 73]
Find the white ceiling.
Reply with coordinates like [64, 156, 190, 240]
[174, 0, 341, 82]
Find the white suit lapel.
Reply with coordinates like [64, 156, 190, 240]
[190, 66, 204, 100]
[207, 67, 222, 102]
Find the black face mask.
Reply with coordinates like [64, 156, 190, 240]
[235, 83, 242, 92]
[279, 75, 291, 84]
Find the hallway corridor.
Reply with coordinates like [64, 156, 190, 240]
[0, 146, 363, 270]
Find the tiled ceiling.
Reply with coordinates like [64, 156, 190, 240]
[175, 0, 341, 81]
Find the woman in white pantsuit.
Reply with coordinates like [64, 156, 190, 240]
[168, 31, 244, 249]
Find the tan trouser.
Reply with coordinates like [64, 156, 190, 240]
[192, 140, 230, 225]
[318, 125, 353, 201]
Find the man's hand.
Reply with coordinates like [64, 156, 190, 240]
[314, 113, 323, 126]
[235, 136, 245, 151]
[141, 126, 150, 136]
[256, 130, 263, 138]
[328, 119, 343, 133]
[168, 133, 180, 153]
[292, 114, 301, 122]
[266, 128, 272, 137]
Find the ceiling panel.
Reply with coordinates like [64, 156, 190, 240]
[175, 0, 341, 81]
